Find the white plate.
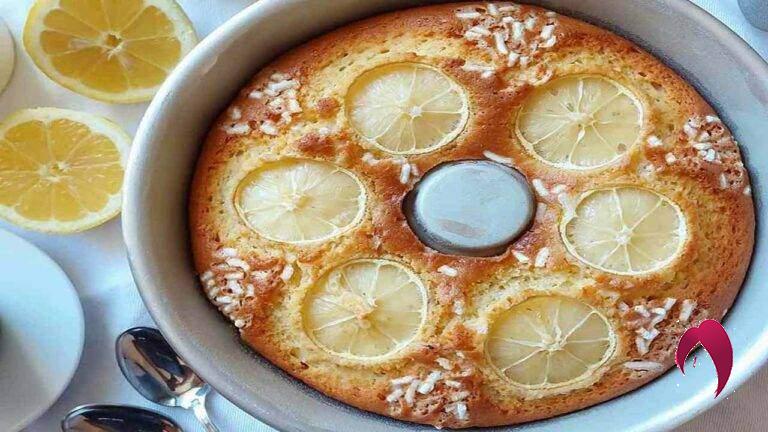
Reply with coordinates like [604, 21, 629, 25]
[0, 229, 84, 432]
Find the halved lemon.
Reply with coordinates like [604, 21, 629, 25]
[235, 158, 366, 244]
[24, 0, 197, 103]
[561, 187, 686, 275]
[0, 108, 129, 233]
[0, 18, 15, 94]
[303, 259, 427, 359]
[486, 296, 616, 390]
[346, 62, 469, 154]
[516, 75, 643, 169]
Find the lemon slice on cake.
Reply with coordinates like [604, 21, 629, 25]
[303, 259, 427, 359]
[516, 75, 643, 169]
[0, 108, 129, 233]
[235, 159, 366, 244]
[346, 63, 469, 154]
[561, 187, 686, 275]
[486, 296, 616, 390]
[23, 0, 197, 103]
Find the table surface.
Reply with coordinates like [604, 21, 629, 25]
[0, 0, 765, 431]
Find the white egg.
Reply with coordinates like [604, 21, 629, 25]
[0, 17, 15, 94]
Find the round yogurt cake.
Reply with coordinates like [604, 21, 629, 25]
[189, 2, 755, 428]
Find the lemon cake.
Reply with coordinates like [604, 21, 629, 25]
[189, 2, 755, 428]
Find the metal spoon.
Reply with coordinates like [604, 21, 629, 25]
[116, 327, 220, 432]
[61, 404, 182, 432]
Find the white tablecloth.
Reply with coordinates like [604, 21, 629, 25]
[0, 1, 765, 431]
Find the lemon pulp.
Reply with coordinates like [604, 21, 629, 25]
[516, 75, 643, 169]
[0, 18, 14, 94]
[303, 259, 427, 359]
[24, 0, 197, 103]
[486, 296, 615, 389]
[235, 159, 366, 244]
[562, 187, 686, 275]
[0, 108, 129, 233]
[346, 63, 469, 154]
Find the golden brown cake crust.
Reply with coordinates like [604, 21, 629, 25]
[188, 2, 755, 428]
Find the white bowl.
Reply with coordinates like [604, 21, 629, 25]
[124, 1, 766, 430]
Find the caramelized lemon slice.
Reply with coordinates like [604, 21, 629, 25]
[562, 187, 686, 275]
[346, 63, 469, 154]
[487, 296, 616, 390]
[516, 75, 643, 169]
[235, 159, 366, 244]
[0, 108, 129, 233]
[24, 0, 197, 103]
[303, 259, 427, 359]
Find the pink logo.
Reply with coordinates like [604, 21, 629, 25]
[675, 319, 733, 397]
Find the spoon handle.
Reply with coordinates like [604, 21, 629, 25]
[191, 397, 220, 432]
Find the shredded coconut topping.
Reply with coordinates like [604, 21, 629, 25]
[679, 299, 697, 323]
[244, 72, 303, 136]
[453, 299, 466, 316]
[455, 402, 469, 420]
[678, 115, 748, 191]
[361, 152, 378, 165]
[637, 161, 657, 181]
[663, 298, 677, 311]
[417, 370, 443, 394]
[624, 361, 664, 372]
[386, 356, 473, 422]
[386, 387, 405, 403]
[531, 178, 549, 197]
[404, 379, 420, 406]
[456, 11, 482, 19]
[226, 258, 250, 271]
[200, 270, 214, 282]
[719, 172, 729, 189]
[550, 184, 566, 195]
[223, 122, 251, 136]
[399, 162, 412, 184]
[217, 248, 238, 258]
[535, 202, 548, 222]
[438, 265, 459, 277]
[437, 357, 454, 370]
[534, 247, 550, 268]
[632, 305, 650, 317]
[512, 250, 530, 263]
[621, 297, 678, 356]
[280, 263, 294, 282]
[461, 61, 496, 79]
[259, 120, 279, 136]
[456, 3, 559, 70]
[224, 271, 244, 280]
[199, 247, 260, 329]
[483, 150, 512, 165]
[647, 135, 663, 148]
[444, 380, 463, 389]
